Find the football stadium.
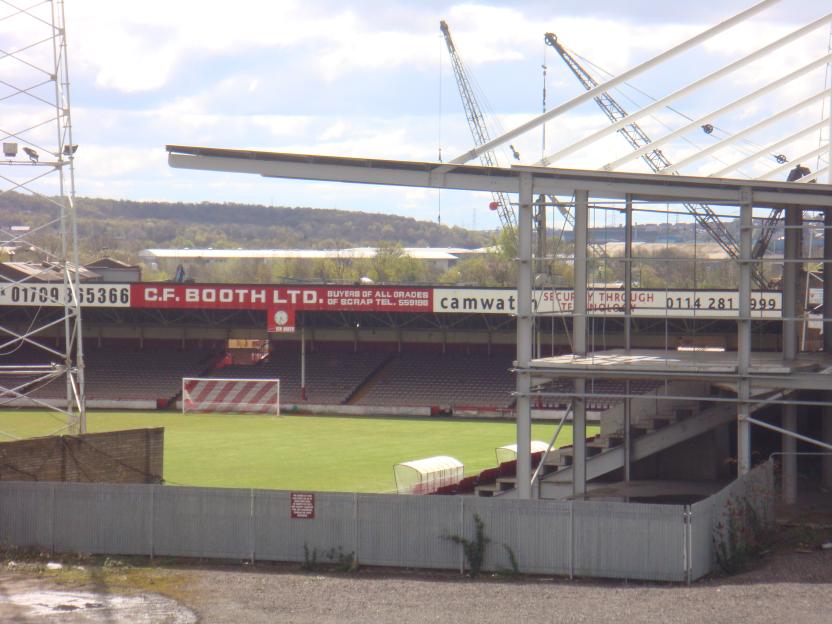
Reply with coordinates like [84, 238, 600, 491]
[1, 0, 831, 597]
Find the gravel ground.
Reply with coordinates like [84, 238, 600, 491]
[185, 550, 832, 624]
[1, 546, 830, 624]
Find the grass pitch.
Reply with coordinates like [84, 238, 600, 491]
[0, 410, 597, 493]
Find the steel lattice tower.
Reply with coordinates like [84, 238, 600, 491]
[0, 0, 86, 434]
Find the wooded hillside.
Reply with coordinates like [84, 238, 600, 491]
[1, 192, 488, 264]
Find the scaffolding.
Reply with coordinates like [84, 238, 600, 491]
[0, 0, 86, 434]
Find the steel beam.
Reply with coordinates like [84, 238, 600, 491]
[708, 110, 830, 177]
[758, 145, 830, 181]
[448, 0, 782, 165]
[540, 13, 832, 167]
[671, 92, 829, 174]
[606, 56, 832, 172]
[167, 147, 832, 208]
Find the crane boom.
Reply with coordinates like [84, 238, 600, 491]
[545, 33, 769, 289]
[440, 20, 516, 234]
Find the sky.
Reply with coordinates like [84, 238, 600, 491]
[3, 0, 831, 231]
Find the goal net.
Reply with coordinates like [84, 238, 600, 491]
[182, 377, 280, 415]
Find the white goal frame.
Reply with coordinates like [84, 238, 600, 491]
[181, 377, 280, 415]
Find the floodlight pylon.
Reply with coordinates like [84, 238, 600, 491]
[0, 0, 86, 435]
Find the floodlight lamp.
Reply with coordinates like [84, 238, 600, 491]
[62, 144, 78, 156]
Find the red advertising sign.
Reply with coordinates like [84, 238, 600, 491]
[290, 492, 315, 519]
[267, 305, 295, 333]
[131, 284, 432, 313]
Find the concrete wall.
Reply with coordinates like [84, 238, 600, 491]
[0, 428, 163, 484]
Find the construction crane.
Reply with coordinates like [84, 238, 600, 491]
[545, 33, 770, 289]
[440, 20, 516, 235]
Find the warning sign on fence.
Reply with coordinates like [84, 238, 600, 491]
[290, 492, 315, 519]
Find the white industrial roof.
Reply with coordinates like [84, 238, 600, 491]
[139, 247, 489, 262]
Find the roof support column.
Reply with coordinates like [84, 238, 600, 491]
[516, 173, 534, 499]
[737, 189, 753, 476]
[782, 204, 802, 503]
[573, 189, 589, 498]
[823, 208, 832, 489]
[624, 193, 633, 483]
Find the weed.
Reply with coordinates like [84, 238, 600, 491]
[324, 546, 357, 572]
[494, 544, 520, 578]
[446, 513, 490, 577]
[302, 544, 357, 572]
[301, 544, 318, 571]
[714, 494, 773, 575]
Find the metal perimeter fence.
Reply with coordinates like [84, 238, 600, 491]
[0, 461, 774, 583]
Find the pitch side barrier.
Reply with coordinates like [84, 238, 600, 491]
[0, 282, 784, 326]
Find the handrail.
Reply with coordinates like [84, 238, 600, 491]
[531, 404, 572, 490]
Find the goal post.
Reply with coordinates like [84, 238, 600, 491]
[182, 377, 280, 415]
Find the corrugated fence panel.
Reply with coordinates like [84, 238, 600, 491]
[465, 498, 572, 575]
[4, 481, 760, 582]
[689, 497, 715, 580]
[254, 490, 355, 563]
[573, 501, 686, 582]
[52, 483, 152, 556]
[153, 486, 252, 559]
[356, 493, 460, 569]
[0, 481, 53, 549]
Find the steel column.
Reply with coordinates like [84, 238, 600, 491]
[737, 191, 752, 475]
[300, 325, 307, 401]
[824, 208, 832, 487]
[781, 204, 802, 503]
[825, 208, 832, 352]
[572, 189, 589, 497]
[823, 412, 832, 489]
[624, 193, 633, 482]
[516, 173, 534, 499]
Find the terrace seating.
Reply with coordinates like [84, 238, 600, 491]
[1, 343, 220, 402]
[355, 352, 515, 409]
[213, 349, 390, 405]
[534, 378, 664, 411]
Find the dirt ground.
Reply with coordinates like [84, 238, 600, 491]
[0, 523, 830, 624]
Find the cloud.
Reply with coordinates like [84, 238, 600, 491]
[5, 0, 829, 230]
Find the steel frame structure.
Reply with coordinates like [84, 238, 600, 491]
[0, 0, 85, 434]
[544, 32, 767, 289]
[166, 145, 832, 504]
[461, 0, 832, 279]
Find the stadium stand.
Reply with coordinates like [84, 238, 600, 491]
[354, 352, 515, 410]
[211, 348, 391, 405]
[82, 345, 219, 401]
[1, 341, 221, 402]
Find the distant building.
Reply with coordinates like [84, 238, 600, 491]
[85, 257, 141, 283]
[139, 247, 491, 273]
[0, 261, 100, 283]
